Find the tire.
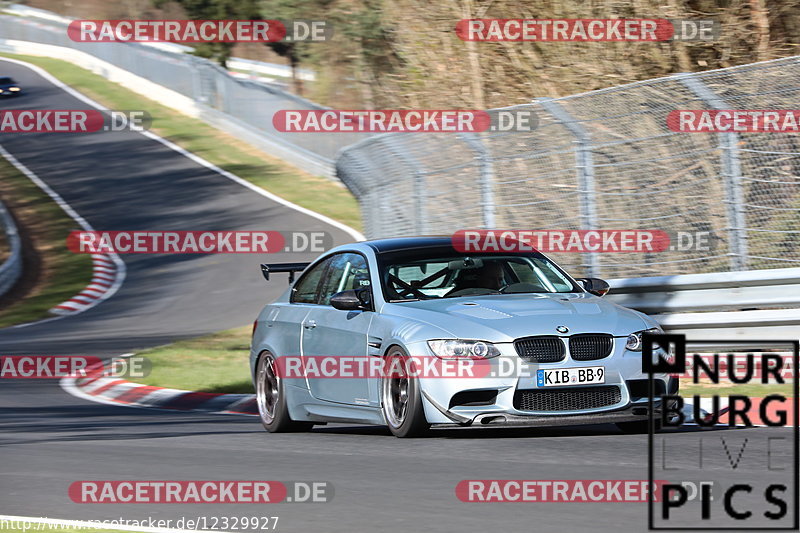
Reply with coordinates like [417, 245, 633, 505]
[256, 352, 314, 433]
[380, 346, 430, 438]
[616, 419, 662, 434]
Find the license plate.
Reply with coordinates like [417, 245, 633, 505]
[536, 366, 605, 387]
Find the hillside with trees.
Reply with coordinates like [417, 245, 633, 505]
[29, 0, 800, 108]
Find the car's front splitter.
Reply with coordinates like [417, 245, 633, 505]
[430, 405, 660, 428]
[422, 388, 672, 428]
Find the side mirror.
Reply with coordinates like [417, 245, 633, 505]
[330, 289, 371, 311]
[577, 277, 610, 297]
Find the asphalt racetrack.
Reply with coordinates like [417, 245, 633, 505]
[0, 59, 795, 533]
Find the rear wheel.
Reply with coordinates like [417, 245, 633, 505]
[256, 353, 313, 433]
[381, 347, 430, 438]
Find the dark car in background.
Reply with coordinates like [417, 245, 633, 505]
[0, 77, 22, 96]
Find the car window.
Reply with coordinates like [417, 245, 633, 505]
[0, 78, 13, 84]
[318, 253, 371, 306]
[290, 258, 331, 304]
[508, 258, 573, 291]
[381, 253, 577, 301]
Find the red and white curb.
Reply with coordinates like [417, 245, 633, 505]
[50, 253, 122, 315]
[61, 360, 257, 416]
[0, 143, 126, 323]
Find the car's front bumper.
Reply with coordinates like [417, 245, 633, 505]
[425, 393, 671, 428]
[409, 337, 675, 426]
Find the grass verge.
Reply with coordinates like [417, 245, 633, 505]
[0, 53, 362, 231]
[0, 156, 93, 327]
[130, 326, 253, 394]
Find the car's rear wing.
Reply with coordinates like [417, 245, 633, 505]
[260, 262, 310, 283]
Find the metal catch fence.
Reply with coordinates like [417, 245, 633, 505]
[337, 57, 800, 278]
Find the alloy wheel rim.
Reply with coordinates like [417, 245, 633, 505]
[257, 355, 279, 423]
[382, 353, 410, 428]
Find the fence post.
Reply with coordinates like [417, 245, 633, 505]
[216, 70, 227, 112]
[678, 73, 748, 271]
[187, 55, 201, 103]
[459, 132, 496, 228]
[336, 149, 378, 239]
[537, 98, 599, 277]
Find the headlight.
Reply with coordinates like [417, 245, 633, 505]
[625, 327, 663, 351]
[427, 339, 501, 359]
[8, 87, 20, 92]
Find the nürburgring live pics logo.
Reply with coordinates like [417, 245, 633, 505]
[644, 334, 798, 530]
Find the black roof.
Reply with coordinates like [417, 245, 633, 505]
[365, 236, 454, 254]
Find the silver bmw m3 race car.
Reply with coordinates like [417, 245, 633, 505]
[250, 236, 676, 437]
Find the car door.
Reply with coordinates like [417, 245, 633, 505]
[273, 257, 332, 362]
[301, 252, 374, 406]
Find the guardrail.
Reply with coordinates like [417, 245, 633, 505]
[607, 268, 800, 337]
[227, 57, 315, 82]
[3, 4, 317, 80]
[336, 57, 800, 280]
[0, 198, 22, 298]
[607, 267, 800, 313]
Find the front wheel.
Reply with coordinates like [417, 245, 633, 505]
[256, 353, 313, 433]
[381, 347, 430, 438]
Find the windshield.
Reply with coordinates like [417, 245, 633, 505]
[0, 78, 14, 85]
[379, 252, 580, 301]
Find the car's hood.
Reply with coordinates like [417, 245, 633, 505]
[382, 293, 651, 341]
